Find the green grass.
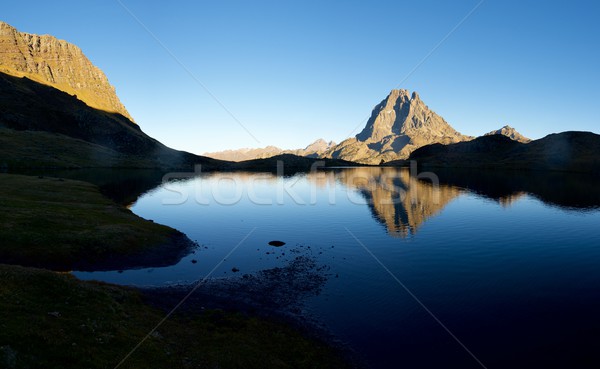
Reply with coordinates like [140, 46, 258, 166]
[0, 129, 169, 169]
[0, 174, 186, 270]
[0, 264, 350, 369]
[0, 173, 352, 368]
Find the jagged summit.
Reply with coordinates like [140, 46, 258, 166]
[324, 89, 472, 164]
[357, 89, 463, 142]
[485, 125, 531, 143]
[303, 138, 336, 152]
[0, 21, 133, 121]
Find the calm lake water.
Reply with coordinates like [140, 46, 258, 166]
[74, 167, 600, 369]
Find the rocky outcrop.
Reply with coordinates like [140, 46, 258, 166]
[0, 21, 133, 121]
[324, 89, 472, 164]
[485, 125, 531, 143]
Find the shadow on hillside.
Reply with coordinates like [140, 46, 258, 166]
[0, 71, 225, 170]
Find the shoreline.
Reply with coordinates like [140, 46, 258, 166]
[139, 256, 366, 368]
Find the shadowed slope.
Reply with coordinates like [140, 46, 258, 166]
[409, 132, 600, 174]
[0, 72, 225, 170]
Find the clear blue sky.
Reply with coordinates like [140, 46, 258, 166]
[3, 0, 599, 153]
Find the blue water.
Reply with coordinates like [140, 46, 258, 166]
[75, 168, 600, 368]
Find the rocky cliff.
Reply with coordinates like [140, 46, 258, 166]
[0, 21, 224, 169]
[324, 89, 472, 164]
[0, 21, 133, 121]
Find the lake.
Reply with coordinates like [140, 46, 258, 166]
[73, 166, 600, 369]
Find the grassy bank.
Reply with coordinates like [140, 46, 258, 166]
[0, 174, 193, 270]
[0, 173, 353, 368]
[0, 264, 349, 369]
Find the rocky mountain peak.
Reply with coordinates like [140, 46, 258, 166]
[356, 89, 463, 143]
[304, 138, 336, 152]
[323, 89, 473, 164]
[485, 125, 530, 143]
[0, 21, 133, 121]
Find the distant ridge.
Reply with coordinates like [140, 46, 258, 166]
[204, 138, 337, 162]
[409, 131, 600, 174]
[0, 21, 133, 121]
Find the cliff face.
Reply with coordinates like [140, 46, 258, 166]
[0, 21, 133, 121]
[0, 21, 224, 169]
[356, 90, 462, 142]
[325, 89, 472, 164]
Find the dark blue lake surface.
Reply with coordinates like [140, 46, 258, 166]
[75, 167, 600, 368]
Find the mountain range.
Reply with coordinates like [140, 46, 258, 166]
[205, 89, 531, 164]
[0, 20, 597, 175]
[0, 21, 351, 171]
[204, 139, 336, 161]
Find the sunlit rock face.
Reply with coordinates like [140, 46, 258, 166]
[328, 167, 462, 237]
[324, 90, 472, 164]
[0, 21, 133, 121]
[484, 125, 531, 143]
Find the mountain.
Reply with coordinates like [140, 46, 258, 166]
[204, 145, 284, 161]
[410, 131, 600, 174]
[485, 125, 530, 143]
[205, 91, 532, 165]
[300, 138, 337, 157]
[323, 89, 472, 164]
[0, 21, 226, 170]
[204, 138, 337, 162]
[0, 21, 132, 121]
[0, 71, 226, 169]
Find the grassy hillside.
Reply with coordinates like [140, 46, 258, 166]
[0, 129, 166, 169]
[0, 264, 350, 369]
[0, 174, 195, 271]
